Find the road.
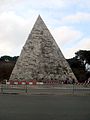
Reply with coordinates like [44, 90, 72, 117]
[0, 94, 90, 120]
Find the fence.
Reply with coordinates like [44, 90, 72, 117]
[0, 80, 90, 95]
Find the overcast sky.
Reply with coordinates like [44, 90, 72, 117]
[0, 0, 90, 58]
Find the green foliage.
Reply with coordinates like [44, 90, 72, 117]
[0, 55, 18, 62]
[75, 50, 90, 64]
[67, 50, 90, 82]
[0, 55, 18, 82]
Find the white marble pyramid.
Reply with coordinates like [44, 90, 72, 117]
[10, 15, 77, 82]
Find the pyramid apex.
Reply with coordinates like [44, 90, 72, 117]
[32, 15, 47, 31]
[37, 15, 43, 21]
[38, 14, 42, 18]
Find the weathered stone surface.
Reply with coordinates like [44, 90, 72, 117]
[10, 15, 77, 82]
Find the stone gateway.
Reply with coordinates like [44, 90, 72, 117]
[10, 15, 77, 82]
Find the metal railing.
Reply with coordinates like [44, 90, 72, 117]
[0, 83, 90, 95]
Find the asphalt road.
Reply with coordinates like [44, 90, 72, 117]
[0, 94, 90, 120]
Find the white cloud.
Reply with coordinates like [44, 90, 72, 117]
[60, 12, 90, 24]
[31, 0, 65, 8]
[0, 11, 34, 56]
[62, 37, 90, 58]
[0, 11, 83, 58]
[50, 26, 86, 58]
[0, 0, 65, 12]
[51, 26, 82, 46]
[79, 0, 90, 8]
[62, 48, 76, 59]
[75, 38, 90, 50]
[0, 0, 89, 13]
[50, 26, 90, 59]
[0, 11, 89, 59]
[0, 0, 89, 59]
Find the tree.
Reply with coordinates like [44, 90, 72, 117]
[0, 55, 18, 82]
[67, 50, 90, 82]
[75, 50, 90, 64]
[0, 55, 18, 62]
[67, 56, 86, 82]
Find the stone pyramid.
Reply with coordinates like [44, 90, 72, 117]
[10, 15, 77, 82]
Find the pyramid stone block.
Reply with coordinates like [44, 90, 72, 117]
[9, 15, 77, 82]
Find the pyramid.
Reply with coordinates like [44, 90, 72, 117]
[10, 15, 77, 82]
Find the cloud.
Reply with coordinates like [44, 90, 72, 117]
[0, 0, 65, 12]
[75, 38, 90, 50]
[0, 11, 83, 58]
[51, 26, 83, 46]
[0, 0, 89, 59]
[0, 11, 33, 56]
[60, 12, 90, 24]
[0, 10, 87, 59]
[50, 26, 85, 58]
[50, 26, 90, 59]
[62, 37, 90, 58]
[0, 0, 90, 13]
[79, 0, 90, 8]
[31, 0, 65, 8]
